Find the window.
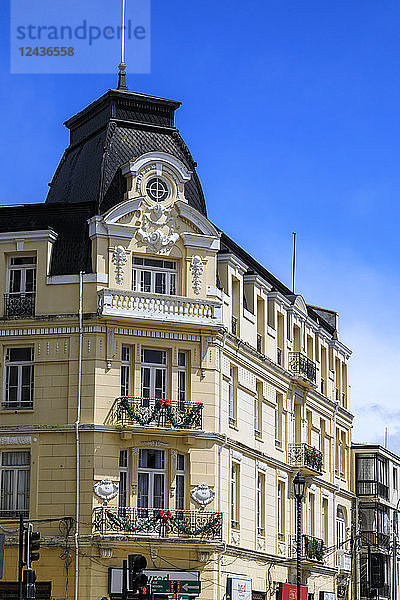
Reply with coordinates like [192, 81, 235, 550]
[277, 482, 285, 539]
[336, 507, 346, 549]
[254, 382, 262, 437]
[394, 467, 398, 491]
[5, 256, 36, 318]
[178, 352, 188, 406]
[322, 498, 328, 544]
[4, 347, 34, 410]
[176, 454, 186, 511]
[121, 346, 131, 396]
[308, 493, 315, 536]
[275, 394, 283, 446]
[137, 449, 166, 512]
[231, 463, 239, 528]
[257, 473, 265, 536]
[228, 367, 237, 427]
[141, 348, 167, 404]
[119, 450, 128, 508]
[133, 257, 177, 296]
[146, 177, 170, 202]
[0, 451, 30, 517]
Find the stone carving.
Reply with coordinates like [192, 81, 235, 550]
[0, 436, 31, 445]
[136, 203, 179, 253]
[112, 245, 127, 284]
[191, 483, 215, 507]
[189, 256, 204, 294]
[93, 478, 118, 504]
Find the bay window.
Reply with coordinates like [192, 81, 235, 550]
[133, 257, 177, 296]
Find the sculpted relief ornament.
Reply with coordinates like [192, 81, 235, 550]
[136, 203, 179, 254]
[190, 483, 215, 507]
[93, 478, 118, 504]
[189, 255, 204, 294]
[112, 245, 127, 284]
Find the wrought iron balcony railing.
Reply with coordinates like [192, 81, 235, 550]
[4, 293, 35, 318]
[97, 290, 222, 328]
[356, 480, 389, 500]
[0, 508, 29, 519]
[288, 443, 323, 474]
[360, 531, 390, 548]
[110, 397, 203, 429]
[289, 352, 316, 383]
[360, 583, 390, 598]
[93, 506, 223, 540]
[303, 534, 325, 562]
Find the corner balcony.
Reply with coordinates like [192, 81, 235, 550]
[356, 480, 389, 501]
[97, 290, 222, 328]
[93, 506, 223, 541]
[288, 443, 323, 475]
[288, 352, 316, 386]
[303, 534, 325, 562]
[4, 293, 35, 319]
[110, 396, 203, 430]
[360, 531, 390, 549]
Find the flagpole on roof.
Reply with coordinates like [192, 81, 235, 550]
[292, 232, 296, 294]
[117, 0, 128, 90]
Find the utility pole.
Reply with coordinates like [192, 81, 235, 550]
[18, 515, 24, 600]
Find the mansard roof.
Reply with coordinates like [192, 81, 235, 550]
[45, 88, 207, 216]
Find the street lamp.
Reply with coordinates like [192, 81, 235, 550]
[293, 471, 306, 600]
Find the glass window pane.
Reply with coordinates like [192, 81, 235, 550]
[176, 474, 185, 510]
[154, 369, 165, 399]
[25, 269, 36, 293]
[2, 452, 30, 467]
[155, 273, 166, 295]
[137, 473, 149, 508]
[178, 352, 186, 367]
[142, 349, 166, 365]
[141, 368, 151, 398]
[16, 470, 29, 510]
[177, 454, 185, 472]
[0, 470, 13, 510]
[153, 474, 165, 508]
[140, 271, 151, 293]
[9, 269, 21, 293]
[7, 348, 33, 362]
[169, 274, 176, 295]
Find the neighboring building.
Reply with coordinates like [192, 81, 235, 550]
[0, 82, 354, 600]
[352, 444, 400, 600]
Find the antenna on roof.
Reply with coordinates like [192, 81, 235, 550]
[292, 232, 296, 294]
[384, 427, 389, 448]
[117, 0, 128, 90]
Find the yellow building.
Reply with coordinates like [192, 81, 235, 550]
[0, 84, 354, 600]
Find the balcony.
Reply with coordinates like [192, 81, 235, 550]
[356, 481, 389, 500]
[93, 507, 223, 541]
[4, 293, 35, 319]
[97, 290, 222, 328]
[303, 534, 324, 562]
[110, 397, 203, 430]
[289, 352, 316, 384]
[288, 443, 323, 475]
[361, 583, 390, 598]
[360, 531, 390, 549]
[0, 508, 29, 519]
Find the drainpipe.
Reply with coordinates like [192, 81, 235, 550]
[75, 272, 83, 600]
[218, 330, 228, 600]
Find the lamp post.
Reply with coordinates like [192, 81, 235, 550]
[293, 471, 306, 600]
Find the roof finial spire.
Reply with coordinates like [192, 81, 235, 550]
[117, 0, 128, 90]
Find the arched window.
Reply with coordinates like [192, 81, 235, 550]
[336, 506, 346, 549]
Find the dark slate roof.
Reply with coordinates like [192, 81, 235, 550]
[219, 231, 336, 335]
[46, 89, 207, 216]
[0, 202, 94, 276]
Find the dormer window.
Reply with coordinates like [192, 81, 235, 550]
[146, 177, 170, 203]
[133, 257, 177, 296]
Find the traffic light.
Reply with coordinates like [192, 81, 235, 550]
[138, 584, 151, 600]
[25, 524, 41, 569]
[128, 554, 148, 594]
[23, 569, 37, 599]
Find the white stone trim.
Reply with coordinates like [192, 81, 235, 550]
[0, 436, 31, 445]
[0, 229, 58, 245]
[46, 274, 109, 285]
[121, 152, 192, 181]
[181, 232, 220, 251]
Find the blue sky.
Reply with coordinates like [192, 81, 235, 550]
[1, 1, 400, 450]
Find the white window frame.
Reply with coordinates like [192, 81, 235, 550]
[336, 507, 346, 549]
[3, 347, 34, 410]
[257, 473, 265, 536]
[141, 348, 167, 403]
[322, 498, 328, 544]
[231, 462, 240, 529]
[119, 450, 129, 507]
[0, 451, 30, 516]
[176, 453, 186, 511]
[137, 449, 167, 510]
[228, 367, 236, 427]
[133, 257, 177, 296]
[177, 352, 188, 406]
[277, 481, 285, 539]
[121, 346, 131, 397]
[7, 256, 37, 295]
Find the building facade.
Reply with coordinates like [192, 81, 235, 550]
[353, 444, 400, 600]
[0, 86, 354, 600]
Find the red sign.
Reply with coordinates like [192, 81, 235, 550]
[278, 583, 308, 600]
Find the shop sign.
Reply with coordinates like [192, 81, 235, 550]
[319, 594, 336, 600]
[276, 583, 308, 600]
[227, 578, 252, 600]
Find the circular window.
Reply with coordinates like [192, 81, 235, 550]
[146, 177, 170, 202]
